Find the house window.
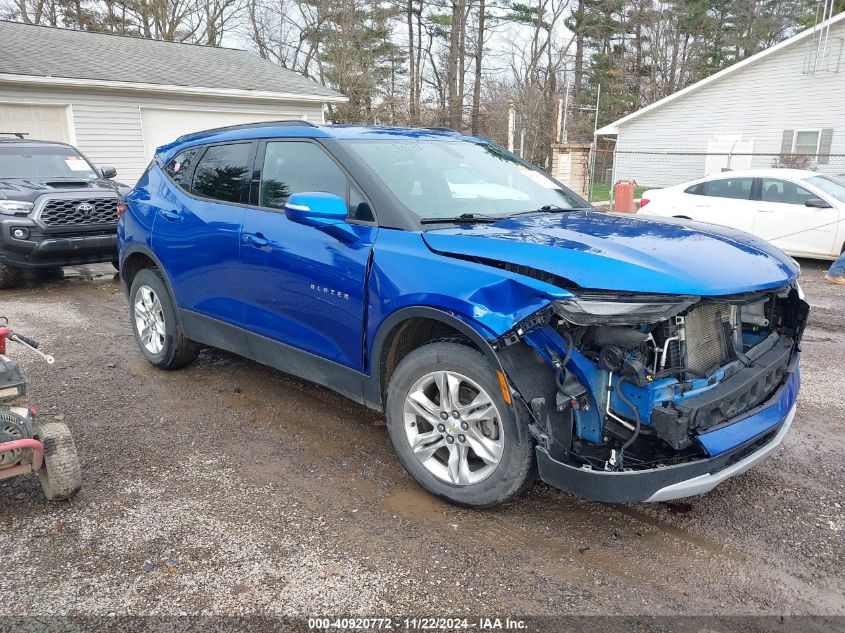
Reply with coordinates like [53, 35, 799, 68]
[792, 130, 821, 155]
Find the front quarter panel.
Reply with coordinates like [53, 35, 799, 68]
[365, 229, 573, 372]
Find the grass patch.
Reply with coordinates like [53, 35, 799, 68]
[590, 183, 648, 202]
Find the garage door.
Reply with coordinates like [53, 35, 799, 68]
[0, 103, 73, 143]
[140, 108, 301, 161]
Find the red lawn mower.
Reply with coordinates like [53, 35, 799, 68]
[0, 318, 81, 500]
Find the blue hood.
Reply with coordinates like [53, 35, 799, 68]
[422, 211, 799, 296]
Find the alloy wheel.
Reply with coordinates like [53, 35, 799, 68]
[134, 285, 166, 355]
[402, 370, 504, 486]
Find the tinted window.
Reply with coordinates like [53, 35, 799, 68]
[760, 178, 816, 205]
[192, 143, 252, 203]
[349, 186, 375, 222]
[684, 183, 706, 195]
[703, 177, 753, 200]
[260, 142, 373, 221]
[164, 148, 200, 190]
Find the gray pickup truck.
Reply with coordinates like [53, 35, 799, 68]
[0, 136, 127, 288]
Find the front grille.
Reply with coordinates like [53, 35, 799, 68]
[38, 197, 117, 227]
[684, 302, 735, 374]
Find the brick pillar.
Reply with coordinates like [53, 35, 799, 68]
[550, 143, 592, 198]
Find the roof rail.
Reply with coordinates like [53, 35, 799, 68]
[0, 132, 29, 139]
[176, 120, 317, 141]
[423, 127, 458, 133]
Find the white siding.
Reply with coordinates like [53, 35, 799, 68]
[0, 84, 325, 183]
[613, 21, 845, 187]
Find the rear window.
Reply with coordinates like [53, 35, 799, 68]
[698, 177, 753, 200]
[0, 145, 98, 180]
[684, 183, 706, 195]
[163, 148, 200, 191]
[191, 143, 252, 204]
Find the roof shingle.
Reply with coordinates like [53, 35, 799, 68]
[0, 20, 343, 100]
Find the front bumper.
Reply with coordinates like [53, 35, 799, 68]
[0, 218, 117, 268]
[536, 368, 799, 503]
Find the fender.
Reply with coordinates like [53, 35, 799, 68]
[120, 244, 182, 326]
[364, 305, 515, 413]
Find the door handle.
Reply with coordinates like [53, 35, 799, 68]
[757, 209, 775, 213]
[159, 209, 182, 221]
[243, 232, 269, 247]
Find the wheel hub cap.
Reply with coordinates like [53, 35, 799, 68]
[402, 370, 504, 486]
[134, 285, 166, 355]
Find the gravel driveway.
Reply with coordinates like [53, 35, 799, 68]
[0, 261, 842, 627]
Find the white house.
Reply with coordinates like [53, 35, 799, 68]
[598, 12, 845, 188]
[0, 21, 347, 183]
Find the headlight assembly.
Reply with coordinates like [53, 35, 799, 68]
[554, 293, 698, 326]
[0, 201, 34, 215]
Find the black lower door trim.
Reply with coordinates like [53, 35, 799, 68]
[179, 309, 377, 410]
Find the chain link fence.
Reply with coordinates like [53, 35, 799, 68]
[590, 149, 845, 203]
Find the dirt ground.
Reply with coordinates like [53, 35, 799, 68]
[0, 260, 843, 624]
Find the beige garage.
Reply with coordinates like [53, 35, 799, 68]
[0, 103, 74, 144]
[0, 21, 346, 183]
[140, 107, 303, 163]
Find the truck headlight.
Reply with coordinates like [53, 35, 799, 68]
[0, 201, 34, 215]
[554, 293, 698, 326]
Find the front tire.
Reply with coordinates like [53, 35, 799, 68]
[36, 422, 82, 501]
[129, 268, 200, 369]
[0, 261, 21, 289]
[385, 342, 535, 507]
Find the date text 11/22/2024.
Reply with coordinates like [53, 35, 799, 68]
[307, 617, 528, 630]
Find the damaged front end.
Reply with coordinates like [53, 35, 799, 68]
[495, 284, 809, 503]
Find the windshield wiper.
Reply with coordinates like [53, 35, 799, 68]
[420, 213, 500, 225]
[506, 204, 582, 218]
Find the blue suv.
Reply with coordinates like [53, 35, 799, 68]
[119, 122, 808, 507]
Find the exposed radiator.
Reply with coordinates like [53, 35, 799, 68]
[683, 302, 736, 375]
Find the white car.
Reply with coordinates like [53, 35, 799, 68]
[639, 168, 845, 260]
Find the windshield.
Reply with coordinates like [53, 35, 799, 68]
[342, 139, 587, 221]
[0, 146, 98, 180]
[805, 175, 845, 204]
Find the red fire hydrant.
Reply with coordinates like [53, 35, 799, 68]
[613, 179, 637, 213]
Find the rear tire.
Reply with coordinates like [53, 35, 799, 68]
[129, 268, 200, 369]
[0, 261, 21, 289]
[36, 422, 82, 501]
[385, 341, 535, 507]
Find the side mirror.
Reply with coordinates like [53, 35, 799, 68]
[805, 197, 831, 208]
[284, 192, 357, 242]
[100, 165, 117, 179]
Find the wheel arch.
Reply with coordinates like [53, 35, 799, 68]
[121, 244, 184, 328]
[365, 306, 506, 410]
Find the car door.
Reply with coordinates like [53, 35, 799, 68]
[683, 176, 756, 233]
[151, 141, 255, 326]
[753, 177, 839, 257]
[239, 139, 378, 370]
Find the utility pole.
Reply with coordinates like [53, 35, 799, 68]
[507, 102, 515, 152]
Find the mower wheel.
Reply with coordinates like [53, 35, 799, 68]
[36, 422, 82, 501]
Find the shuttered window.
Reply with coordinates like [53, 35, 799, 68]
[781, 128, 834, 163]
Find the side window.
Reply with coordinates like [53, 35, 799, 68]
[684, 183, 706, 195]
[350, 186, 375, 222]
[260, 141, 374, 221]
[760, 178, 816, 205]
[163, 148, 200, 191]
[703, 177, 753, 200]
[191, 143, 252, 204]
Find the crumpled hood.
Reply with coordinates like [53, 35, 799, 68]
[0, 178, 123, 203]
[422, 211, 799, 296]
